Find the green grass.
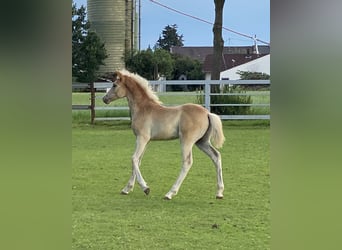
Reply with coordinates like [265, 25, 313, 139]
[72, 92, 199, 107]
[247, 91, 270, 115]
[72, 122, 270, 249]
[72, 92, 201, 122]
[72, 91, 270, 123]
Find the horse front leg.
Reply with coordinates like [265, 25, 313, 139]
[121, 170, 136, 195]
[121, 135, 150, 195]
[164, 143, 194, 200]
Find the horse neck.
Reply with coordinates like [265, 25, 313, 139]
[125, 86, 158, 116]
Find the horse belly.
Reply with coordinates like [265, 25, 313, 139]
[150, 119, 179, 140]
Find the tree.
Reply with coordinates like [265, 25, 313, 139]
[72, 3, 88, 79]
[212, 0, 225, 80]
[125, 48, 155, 80]
[125, 48, 174, 80]
[72, 2, 107, 82]
[125, 25, 203, 82]
[172, 55, 204, 80]
[237, 70, 270, 90]
[237, 70, 270, 80]
[155, 24, 184, 51]
[170, 55, 205, 91]
[76, 32, 108, 83]
[153, 49, 174, 79]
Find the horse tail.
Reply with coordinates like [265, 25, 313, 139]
[208, 113, 225, 149]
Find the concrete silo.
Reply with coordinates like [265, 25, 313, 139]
[87, 0, 138, 74]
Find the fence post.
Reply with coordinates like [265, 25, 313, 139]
[90, 82, 95, 124]
[204, 81, 211, 112]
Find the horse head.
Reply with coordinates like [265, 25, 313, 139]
[102, 71, 127, 104]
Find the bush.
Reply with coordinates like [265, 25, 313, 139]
[197, 85, 252, 115]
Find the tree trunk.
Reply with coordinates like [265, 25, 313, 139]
[212, 0, 225, 81]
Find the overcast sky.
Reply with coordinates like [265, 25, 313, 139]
[73, 0, 270, 49]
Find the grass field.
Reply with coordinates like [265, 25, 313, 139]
[72, 90, 270, 122]
[72, 121, 270, 249]
[72, 92, 202, 122]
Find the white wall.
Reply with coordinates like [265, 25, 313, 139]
[220, 54, 270, 80]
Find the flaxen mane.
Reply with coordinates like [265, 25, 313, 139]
[119, 69, 162, 104]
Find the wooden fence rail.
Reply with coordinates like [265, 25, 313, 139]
[72, 80, 270, 123]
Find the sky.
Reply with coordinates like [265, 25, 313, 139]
[73, 0, 270, 49]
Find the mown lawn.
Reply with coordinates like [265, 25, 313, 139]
[72, 90, 270, 122]
[72, 121, 270, 249]
[72, 92, 202, 122]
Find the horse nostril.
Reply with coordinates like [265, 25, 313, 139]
[102, 96, 108, 104]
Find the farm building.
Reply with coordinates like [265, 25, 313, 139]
[220, 54, 270, 80]
[87, 0, 140, 74]
[170, 45, 270, 79]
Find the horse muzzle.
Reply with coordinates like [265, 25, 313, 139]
[102, 96, 110, 104]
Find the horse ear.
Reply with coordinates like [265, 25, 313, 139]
[114, 71, 123, 84]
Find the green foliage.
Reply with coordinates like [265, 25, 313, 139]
[197, 86, 252, 115]
[153, 48, 174, 79]
[125, 24, 203, 82]
[75, 32, 108, 83]
[172, 54, 204, 80]
[237, 70, 270, 80]
[72, 123, 270, 249]
[125, 48, 174, 80]
[72, 2, 108, 83]
[125, 48, 155, 79]
[72, 3, 89, 46]
[125, 50, 204, 81]
[237, 71, 270, 90]
[155, 24, 184, 51]
[213, 86, 252, 115]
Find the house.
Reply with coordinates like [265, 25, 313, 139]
[202, 53, 268, 80]
[170, 45, 270, 79]
[220, 54, 270, 80]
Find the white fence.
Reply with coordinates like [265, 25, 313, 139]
[73, 80, 270, 123]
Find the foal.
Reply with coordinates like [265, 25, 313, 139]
[103, 70, 225, 200]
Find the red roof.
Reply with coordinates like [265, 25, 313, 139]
[202, 53, 268, 73]
[170, 45, 270, 63]
[170, 45, 270, 73]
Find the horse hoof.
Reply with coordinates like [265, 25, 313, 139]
[144, 187, 150, 195]
[121, 191, 129, 195]
[216, 195, 224, 199]
[163, 196, 172, 200]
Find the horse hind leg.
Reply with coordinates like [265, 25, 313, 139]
[196, 140, 224, 199]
